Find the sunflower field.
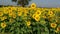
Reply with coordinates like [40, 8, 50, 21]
[0, 3, 60, 34]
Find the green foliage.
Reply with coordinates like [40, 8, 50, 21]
[0, 7, 60, 34]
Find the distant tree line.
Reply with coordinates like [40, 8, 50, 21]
[12, 0, 31, 7]
[0, 0, 31, 7]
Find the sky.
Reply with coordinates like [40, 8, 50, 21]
[0, 0, 60, 7]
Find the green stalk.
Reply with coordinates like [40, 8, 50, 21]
[37, 24, 41, 34]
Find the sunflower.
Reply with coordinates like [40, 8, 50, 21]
[0, 11, 3, 17]
[11, 7, 17, 10]
[9, 18, 15, 23]
[1, 22, 6, 28]
[18, 12, 22, 16]
[8, 7, 13, 11]
[34, 15, 40, 21]
[8, 11, 13, 17]
[0, 16, 7, 21]
[57, 27, 60, 31]
[48, 11, 54, 16]
[3, 16, 7, 19]
[35, 10, 41, 15]
[32, 14, 40, 21]
[50, 23, 57, 28]
[26, 21, 31, 27]
[3, 10, 9, 14]
[12, 14, 16, 19]
[3, 8, 9, 14]
[23, 9, 28, 14]
[18, 7, 23, 12]
[32, 14, 36, 18]
[31, 3, 36, 9]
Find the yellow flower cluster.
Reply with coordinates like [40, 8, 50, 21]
[0, 3, 60, 34]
